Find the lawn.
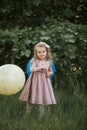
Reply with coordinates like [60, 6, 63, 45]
[0, 89, 86, 130]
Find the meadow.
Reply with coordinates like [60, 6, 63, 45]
[0, 87, 86, 130]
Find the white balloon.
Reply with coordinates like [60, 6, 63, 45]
[0, 64, 25, 95]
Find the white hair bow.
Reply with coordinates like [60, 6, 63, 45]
[38, 42, 50, 48]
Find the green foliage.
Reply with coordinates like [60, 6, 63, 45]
[0, 27, 32, 66]
[0, 0, 87, 28]
[0, 20, 87, 91]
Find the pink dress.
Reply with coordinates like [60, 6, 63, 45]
[19, 60, 56, 105]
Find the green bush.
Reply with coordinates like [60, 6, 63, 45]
[0, 20, 87, 92]
[1, 0, 87, 27]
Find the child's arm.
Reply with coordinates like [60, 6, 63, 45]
[30, 62, 45, 72]
[46, 66, 53, 77]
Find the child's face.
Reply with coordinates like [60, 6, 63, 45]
[36, 46, 47, 60]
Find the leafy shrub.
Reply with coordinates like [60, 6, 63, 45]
[0, 20, 87, 91]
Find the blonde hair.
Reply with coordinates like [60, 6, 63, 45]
[34, 43, 52, 60]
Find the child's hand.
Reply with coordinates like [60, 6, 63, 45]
[39, 67, 46, 72]
[46, 71, 52, 77]
[35, 66, 46, 72]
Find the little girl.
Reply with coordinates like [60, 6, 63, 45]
[19, 42, 56, 117]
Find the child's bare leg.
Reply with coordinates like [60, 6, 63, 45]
[39, 105, 44, 118]
[26, 102, 32, 114]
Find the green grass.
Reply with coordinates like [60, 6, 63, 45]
[0, 89, 87, 130]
